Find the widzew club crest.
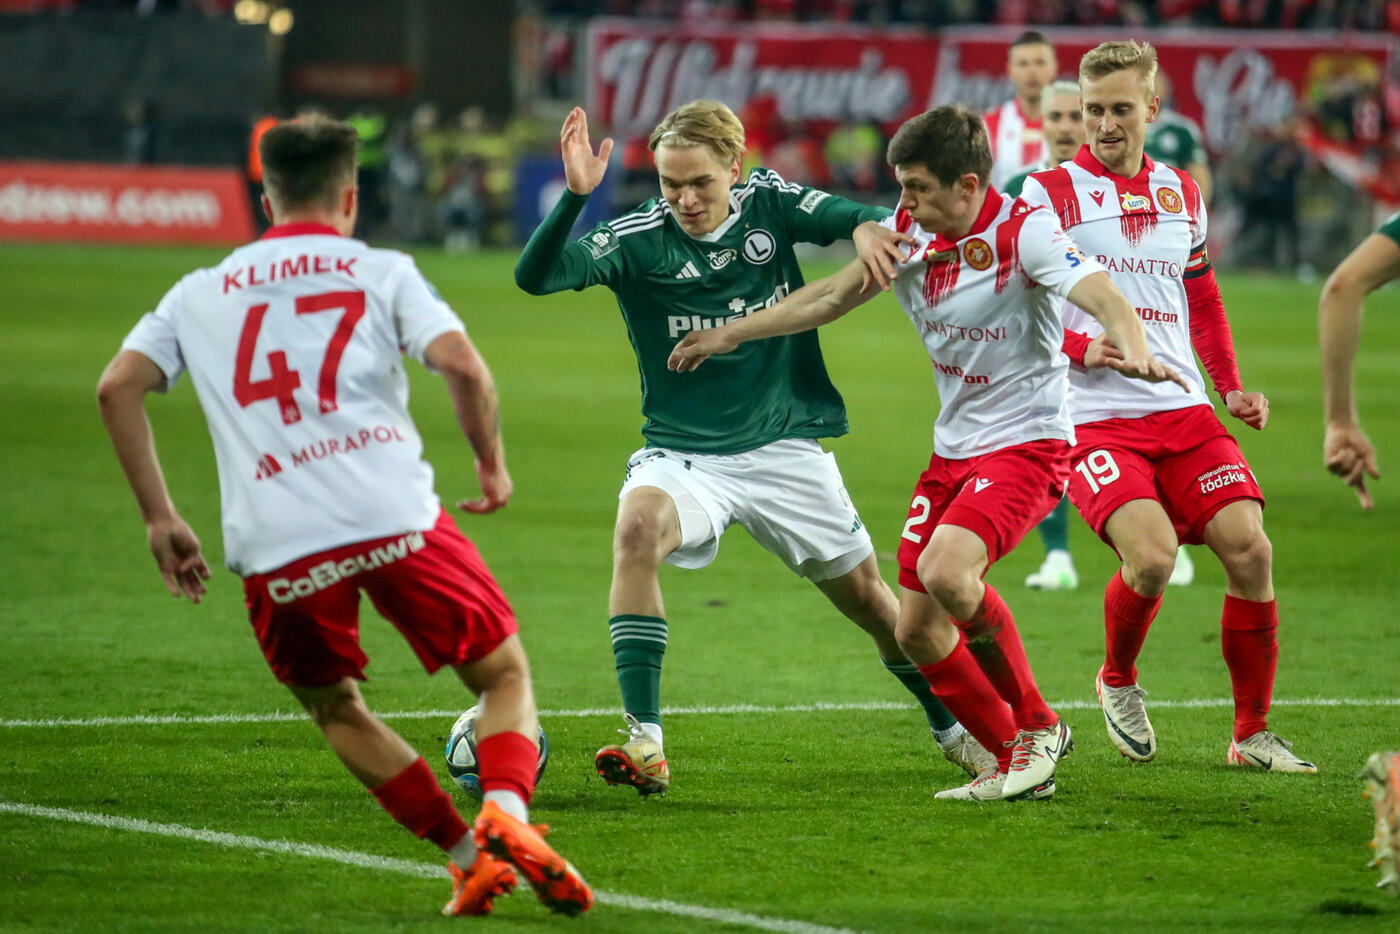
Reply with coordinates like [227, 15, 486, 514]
[962, 238, 993, 271]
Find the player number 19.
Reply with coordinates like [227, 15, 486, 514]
[1074, 449, 1121, 495]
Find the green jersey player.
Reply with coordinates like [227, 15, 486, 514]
[1145, 71, 1213, 204]
[515, 101, 990, 796]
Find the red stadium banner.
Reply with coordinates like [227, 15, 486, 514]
[0, 162, 255, 245]
[586, 20, 1397, 157]
[586, 19, 941, 139]
[934, 26, 1397, 154]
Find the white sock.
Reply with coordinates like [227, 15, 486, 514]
[448, 834, 477, 869]
[639, 720, 664, 748]
[483, 789, 529, 824]
[932, 723, 966, 748]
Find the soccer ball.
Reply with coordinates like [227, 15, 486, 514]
[444, 705, 549, 800]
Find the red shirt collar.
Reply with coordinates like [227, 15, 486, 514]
[927, 187, 1003, 253]
[261, 222, 342, 240]
[1071, 144, 1155, 183]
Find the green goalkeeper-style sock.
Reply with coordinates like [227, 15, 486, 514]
[1037, 497, 1071, 554]
[609, 614, 667, 727]
[882, 658, 959, 733]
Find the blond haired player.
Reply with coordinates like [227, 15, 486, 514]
[670, 105, 1186, 801]
[516, 100, 993, 797]
[1020, 41, 1316, 773]
[97, 117, 592, 917]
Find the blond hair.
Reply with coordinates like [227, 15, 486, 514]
[647, 99, 746, 165]
[1079, 40, 1158, 100]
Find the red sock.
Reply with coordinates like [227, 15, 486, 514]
[476, 731, 539, 804]
[918, 640, 1018, 771]
[1103, 569, 1163, 688]
[953, 584, 1054, 731]
[1220, 595, 1278, 740]
[370, 757, 470, 853]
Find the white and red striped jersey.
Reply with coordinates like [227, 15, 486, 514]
[120, 223, 466, 575]
[984, 98, 1050, 192]
[880, 188, 1103, 459]
[1020, 147, 1212, 425]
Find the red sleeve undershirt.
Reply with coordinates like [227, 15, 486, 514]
[1184, 251, 1243, 400]
[1061, 329, 1092, 367]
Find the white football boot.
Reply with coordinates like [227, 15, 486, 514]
[1226, 730, 1317, 774]
[1095, 666, 1157, 762]
[1001, 720, 1073, 799]
[938, 729, 997, 779]
[1167, 545, 1194, 586]
[1024, 549, 1078, 591]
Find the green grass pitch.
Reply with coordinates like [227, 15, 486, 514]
[1, 242, 1398, 932]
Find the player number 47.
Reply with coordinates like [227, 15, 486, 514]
[233, 290, 366, 425]
[1074, 449, 1121, 495]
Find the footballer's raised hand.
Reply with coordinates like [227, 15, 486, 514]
[148, 515, 210, 604]
[668, 327, 741, 373]
[459, 456, 512, 514]
[1323, 421, 1378, 509]
[1225, 389, 1269, 431]
[852, 221, 918, 293]
[560, 106, 614, 196]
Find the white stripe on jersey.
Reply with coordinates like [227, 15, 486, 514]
[120, 230, 464, 575]
[881, 191, 1101, 459]
[1019, 152, 1210, 425]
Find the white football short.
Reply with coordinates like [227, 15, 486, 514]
[617, 438, 873, 581]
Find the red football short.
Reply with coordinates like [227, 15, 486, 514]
[242, 509, 517, 687]
[1067, 404, 1265, 547]
[897, 439, 1071, 592]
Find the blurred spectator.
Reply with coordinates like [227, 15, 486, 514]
[824, 121, 887, 192]
[122, 97, 153, 164]
[1236, 123, 1306, 272]
[347, 109, 389, 239]
[386, 103, 434, 244]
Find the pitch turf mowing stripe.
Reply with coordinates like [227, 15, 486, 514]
[0, 800, 867, 934]
[1, 696, 1397, 729]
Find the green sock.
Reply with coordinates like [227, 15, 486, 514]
[1037, 497, 1071, 554]
[882, 659, 958, 732]
[609, 614, 667, 725]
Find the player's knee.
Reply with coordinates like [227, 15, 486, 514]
[296, 682, 370, 730]
[1221, 531, 1273, 584]
[1123, 546, 1176, 594]
[612, 512, 668, 566]
[916, 550, 977, 613]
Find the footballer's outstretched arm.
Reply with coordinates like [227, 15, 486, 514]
[1319, 232, 1400, 506]
[97, 350, 211, 603]
[667, 258, 872, 372]
[426, 331, 511, 514]
[1065, 271, 1190, 392]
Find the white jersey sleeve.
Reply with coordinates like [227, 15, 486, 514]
[391, 257, 466, 365]
[1014, 204, 1101, 301]
[121, 281, 190, 390]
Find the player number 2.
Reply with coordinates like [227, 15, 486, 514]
[1074, 449, 1121, 495]
[233, 290, 366, 425]
[901, 495, 932, 544]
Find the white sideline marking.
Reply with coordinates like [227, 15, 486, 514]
[0, 801, 865, 934]
[1, 696, 1397, 729]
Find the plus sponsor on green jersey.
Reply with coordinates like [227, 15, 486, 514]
[516, 169, 888, 454]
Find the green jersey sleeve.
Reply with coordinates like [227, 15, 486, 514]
[749, 168, 889, 245]
[514, 189, 627, 295]
[1378, 211, 1400, 246]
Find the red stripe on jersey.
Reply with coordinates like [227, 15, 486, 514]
[993, 199, 1040, 294]
[1109, 167, 1158, 248]
[1037, 167, 1082, 231]
[983, 108, 1002, 146]
[1170, 167, 1203, 229]
[1021, 117, 1044, 169]
[896, 208, 913, 233]
[923, 257, 960, 306]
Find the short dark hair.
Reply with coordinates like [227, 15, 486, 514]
[259, 116, 359, 211]
[886, 105, 992, 188]
[1011, 30, 1052, 51]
